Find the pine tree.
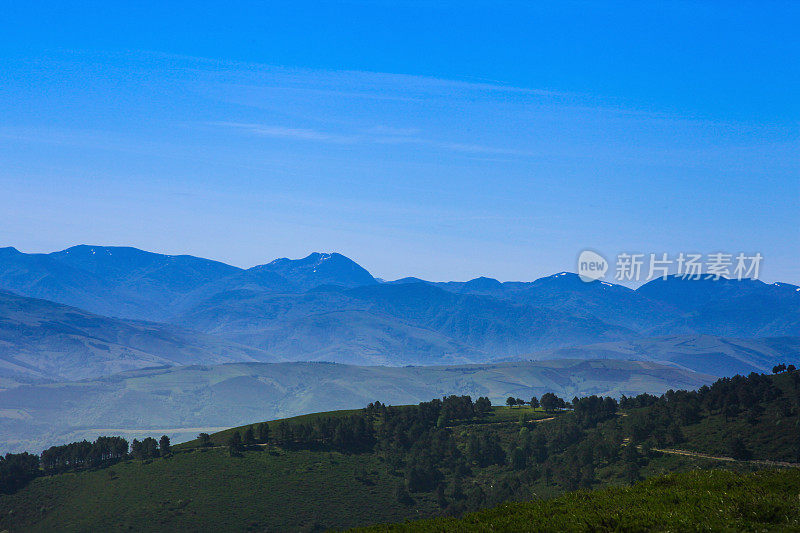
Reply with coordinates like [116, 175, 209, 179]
[159, 435, 171, 456]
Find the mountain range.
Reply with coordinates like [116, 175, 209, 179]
[0, 245, 798, 379]
[0, 244, 798, 452]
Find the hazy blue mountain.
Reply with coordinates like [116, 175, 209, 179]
[0, 247, 120, 317]
[409, 273, 680, 332]
[0, 246, 242, 320]
[504, 334, 800, 376]
[0, 289, 278, 384]
[502, 273, 681, 332]
[49, 245, 240, 292]
[171, 281, 635, 363]
[346, 281, 635, 353]
[253, 252, 377, 291]
[637, 275, 793, 311]
[638, 276, 800, 337]
[0, 359, 712, 453]
[0, 247, 379, 321]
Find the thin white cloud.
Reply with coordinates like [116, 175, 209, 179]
[210, 122, 358, 144]
[210, 121, 533, 157]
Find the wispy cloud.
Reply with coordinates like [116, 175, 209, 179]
[212, 122, 358, 143]
[210, 121, 533, 158]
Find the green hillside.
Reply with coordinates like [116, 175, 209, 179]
[1, 370, 798, 531]
[359, 468, 800, 532]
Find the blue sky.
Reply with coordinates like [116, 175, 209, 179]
[1, 1, 798, 283]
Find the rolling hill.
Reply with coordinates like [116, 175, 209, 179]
[512, 334, 800, 376]
[0, 359, 711, 453]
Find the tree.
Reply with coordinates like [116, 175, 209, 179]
[475, 397, 492, 417]
[228, 431, 243, 456]
[540, 392, 564, 412]
[0, 452, 40, 493]
[530, 396, 540, 409]
[198, 433, 212, 447]
[395, 481, 413, 506]
[257, 423, 270, 443]
[773, 363, 787, 374]
[142, 437, 160, 459]
[244, 426, 256, 447]
[130, 439, 144, 459]
[510, 447, 526, 470]
[729, 437, 752, 460]
[506, 396, 516, 408]
[788, 364, 797, 372]
[159, 435, 171, 456]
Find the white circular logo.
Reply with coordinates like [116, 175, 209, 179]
[577, 250, 608, 282]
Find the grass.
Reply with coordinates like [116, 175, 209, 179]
[356, 468, 800, 532]
[0, 446, 441, 532]
[0, 405, 566, 532]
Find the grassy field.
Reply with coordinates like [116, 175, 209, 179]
[0, 405, 560, 532]
[0, 446, 442, 532]
[357, 468, 800, 532]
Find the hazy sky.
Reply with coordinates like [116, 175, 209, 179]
[1, 1, 798, 283]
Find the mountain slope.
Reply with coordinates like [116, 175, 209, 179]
[171, 282, 637, 362]
[510, 334, 800, 376]
[0, 289, 277, 384]
[0, 247, 379, 321]
[637, 276, 800, 337]
[0, 246, 242, 320]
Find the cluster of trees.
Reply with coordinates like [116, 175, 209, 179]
[504, 393, 568, 411]
[571, 395, 618, 428]
[1, 432, 173, 493]
[130, 436, 171, 460]
[540, 393, 567, 412]
[506, 397, 527, 408]
[773, 363, 797, 374]
[621, 370, 800, 461]
[41, 436, 130, 473]
[0, 452, 39, 494]
[227, 423, 271, 454]
[225, 415, 377, 456]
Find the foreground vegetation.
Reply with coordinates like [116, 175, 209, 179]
[0, 368, 798, 531]
[359, 468, 800, 532]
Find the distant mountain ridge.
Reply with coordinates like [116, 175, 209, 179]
[0, 245, 797, 372]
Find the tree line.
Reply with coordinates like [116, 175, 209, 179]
[0, 433, 172, 493]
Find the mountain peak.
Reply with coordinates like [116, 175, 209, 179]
[255, 252, 376, 291]
[0, 246, 22, 256]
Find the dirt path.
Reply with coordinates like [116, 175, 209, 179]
[652, 447, 800, 468]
